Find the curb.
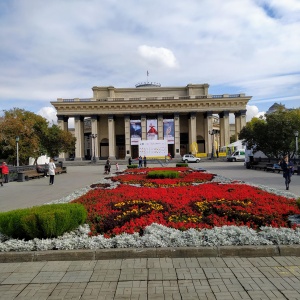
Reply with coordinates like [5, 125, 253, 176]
[1, 245, 299, 263]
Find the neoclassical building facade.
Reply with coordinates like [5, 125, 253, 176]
[51, 83, 251, 160]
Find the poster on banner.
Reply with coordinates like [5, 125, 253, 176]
[139, 140, 168, 158]
[147, 119, 158, 140]
[163, 119, 174, 144]
[130, 120, 141, 145]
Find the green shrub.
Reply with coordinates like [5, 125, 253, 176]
[0, 203, 87, 240]
[127, 164, 138, 169]
[176, 163, 188, 167]
[147, 170, 179, 179]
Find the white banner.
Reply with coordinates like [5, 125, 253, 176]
[139, 140, 168, 158]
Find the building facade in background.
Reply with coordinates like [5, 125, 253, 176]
[51, 83, 251, 160]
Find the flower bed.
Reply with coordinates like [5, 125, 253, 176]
[73, 167, 300, 238]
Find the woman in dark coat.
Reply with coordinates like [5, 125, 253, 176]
[279, 155, 294, 190]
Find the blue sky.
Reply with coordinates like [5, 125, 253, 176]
[0, 0, 300, 124]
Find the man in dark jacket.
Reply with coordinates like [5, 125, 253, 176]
[279, 156, 294, 190]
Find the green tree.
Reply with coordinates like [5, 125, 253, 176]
[43, 125, 76, 158]
[0, 108, 76, 165]
[0, 108, 48, 165]
[239, 108, 300, 158]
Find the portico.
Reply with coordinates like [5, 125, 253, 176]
[51, 83, 251, 160]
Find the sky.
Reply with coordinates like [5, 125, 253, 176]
[0, 0, 300, 126]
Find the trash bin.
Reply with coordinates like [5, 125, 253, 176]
[17, 172, 25, 182]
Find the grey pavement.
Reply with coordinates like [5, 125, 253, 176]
[0, 161, 300, 299]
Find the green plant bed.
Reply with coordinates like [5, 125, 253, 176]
[0, 203, 87, 240]
[147, 170, 179, 179]
[176, 163, 188, 167]
[127, 164, 138, 169]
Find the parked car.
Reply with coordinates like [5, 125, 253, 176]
[182, 154, 200, 163]
[227, 149, 245, 162]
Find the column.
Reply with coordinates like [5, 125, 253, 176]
[108, 115, 116, 159]
[157, 114, 163, 140]
[57, 115, 69, 160]
[219, 111, 230, 147]
[188, 112, 197, 154]
[91, 115, 99, 161]
[141, 115, 147, 140]
[234, 110, 246, 141]
[174, 113, 181, 158]
[74, 116, 84, 160]
[204, 111, 213, 155]
[124, 115, 131, 158]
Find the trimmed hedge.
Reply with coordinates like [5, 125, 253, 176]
[127, 164, 138, 169]
[0, 203, 87, 240]
[176, 163, 188, 167]
[147, 170, 179, 179]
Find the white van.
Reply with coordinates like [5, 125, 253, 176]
[227, 149, 245, 162]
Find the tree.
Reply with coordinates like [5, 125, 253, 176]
[239, 108, 300, 158]
[43, 125, 76, 158]
[0, 108, 48, 165]
[0, 108, 76, 165]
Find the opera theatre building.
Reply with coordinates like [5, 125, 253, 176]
[51, 83, 251, 161]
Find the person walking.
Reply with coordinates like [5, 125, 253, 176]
[0, 162, 9, 183]
[138, 156, 143, 168]
[48, 158, 56, 185]
[143, 156, 147, 168]
[128, 157, 132, 166]
[280, 155, 294, 190]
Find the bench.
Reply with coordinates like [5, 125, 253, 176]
[251, 164, 268, 171]
[23, 169, 45, 180]
[55, 166, 67, 174]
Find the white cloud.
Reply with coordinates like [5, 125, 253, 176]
[0, 0, 300, 114]
[36, 107, 57, 125]
[246, 105, 265, 121]
[138, 45, 178, 69]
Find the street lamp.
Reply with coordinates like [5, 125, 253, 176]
[90, 134, 97, 163]
[208, 130, 215, 159]
[295, 130, 299, 163]
[15, 136, 19, 168]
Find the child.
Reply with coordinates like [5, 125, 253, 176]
[116, 163, 119, 171]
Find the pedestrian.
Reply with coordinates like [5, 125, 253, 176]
[138, 156, 143, 168]
[216, 149, 219, 158]
[104, 159, 111, 174]
[128, 157, 132, 166]
[0, 162, 9, 183]
[143, 156, 147, 168]
[48, 158, 56, 185]
[279, 155, 294, 190]
[116, 162, 119, 171]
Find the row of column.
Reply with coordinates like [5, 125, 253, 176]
[57, 110, 246, 160]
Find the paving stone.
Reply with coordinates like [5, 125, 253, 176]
[13, 261, 46, 273]
[248, 257, 279, 267]
[148, 268, 177, 280]
[203, 267, 235, 279]
[223, 257, 254, 268]
[115, 280, 147, 297]
[47, 282, 87, 299]
[2, 271, 38, 284]
[14, 283, 57, 300]
[0, 284, 27, 300]
[258, 266, 295, 278]
[147, 257, 174, 269]
[94, 259, 122, 270]
[231, 266, 264, 278]
[40, 261, 71, 272]
[119, 268, 148, 281]
[31, 271, 65, 283]
[120, 258, 147, 269]
[81, 281, 117, 299]
[90, 269, 120, 282]
[67, 260, 97, 271]
[60, 270, 93, 283]
[176, 267, 206, 280]
[0, 263, 21, 273]
[197, 257, 227, 268]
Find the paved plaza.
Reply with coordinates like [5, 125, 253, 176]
[0, 161, 300, 299]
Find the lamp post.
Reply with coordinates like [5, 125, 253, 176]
[15, 136, 19, 169]
[208, 130, 215, 159]
[90, 134, 97, 163]
[295, 130, 299, 163]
